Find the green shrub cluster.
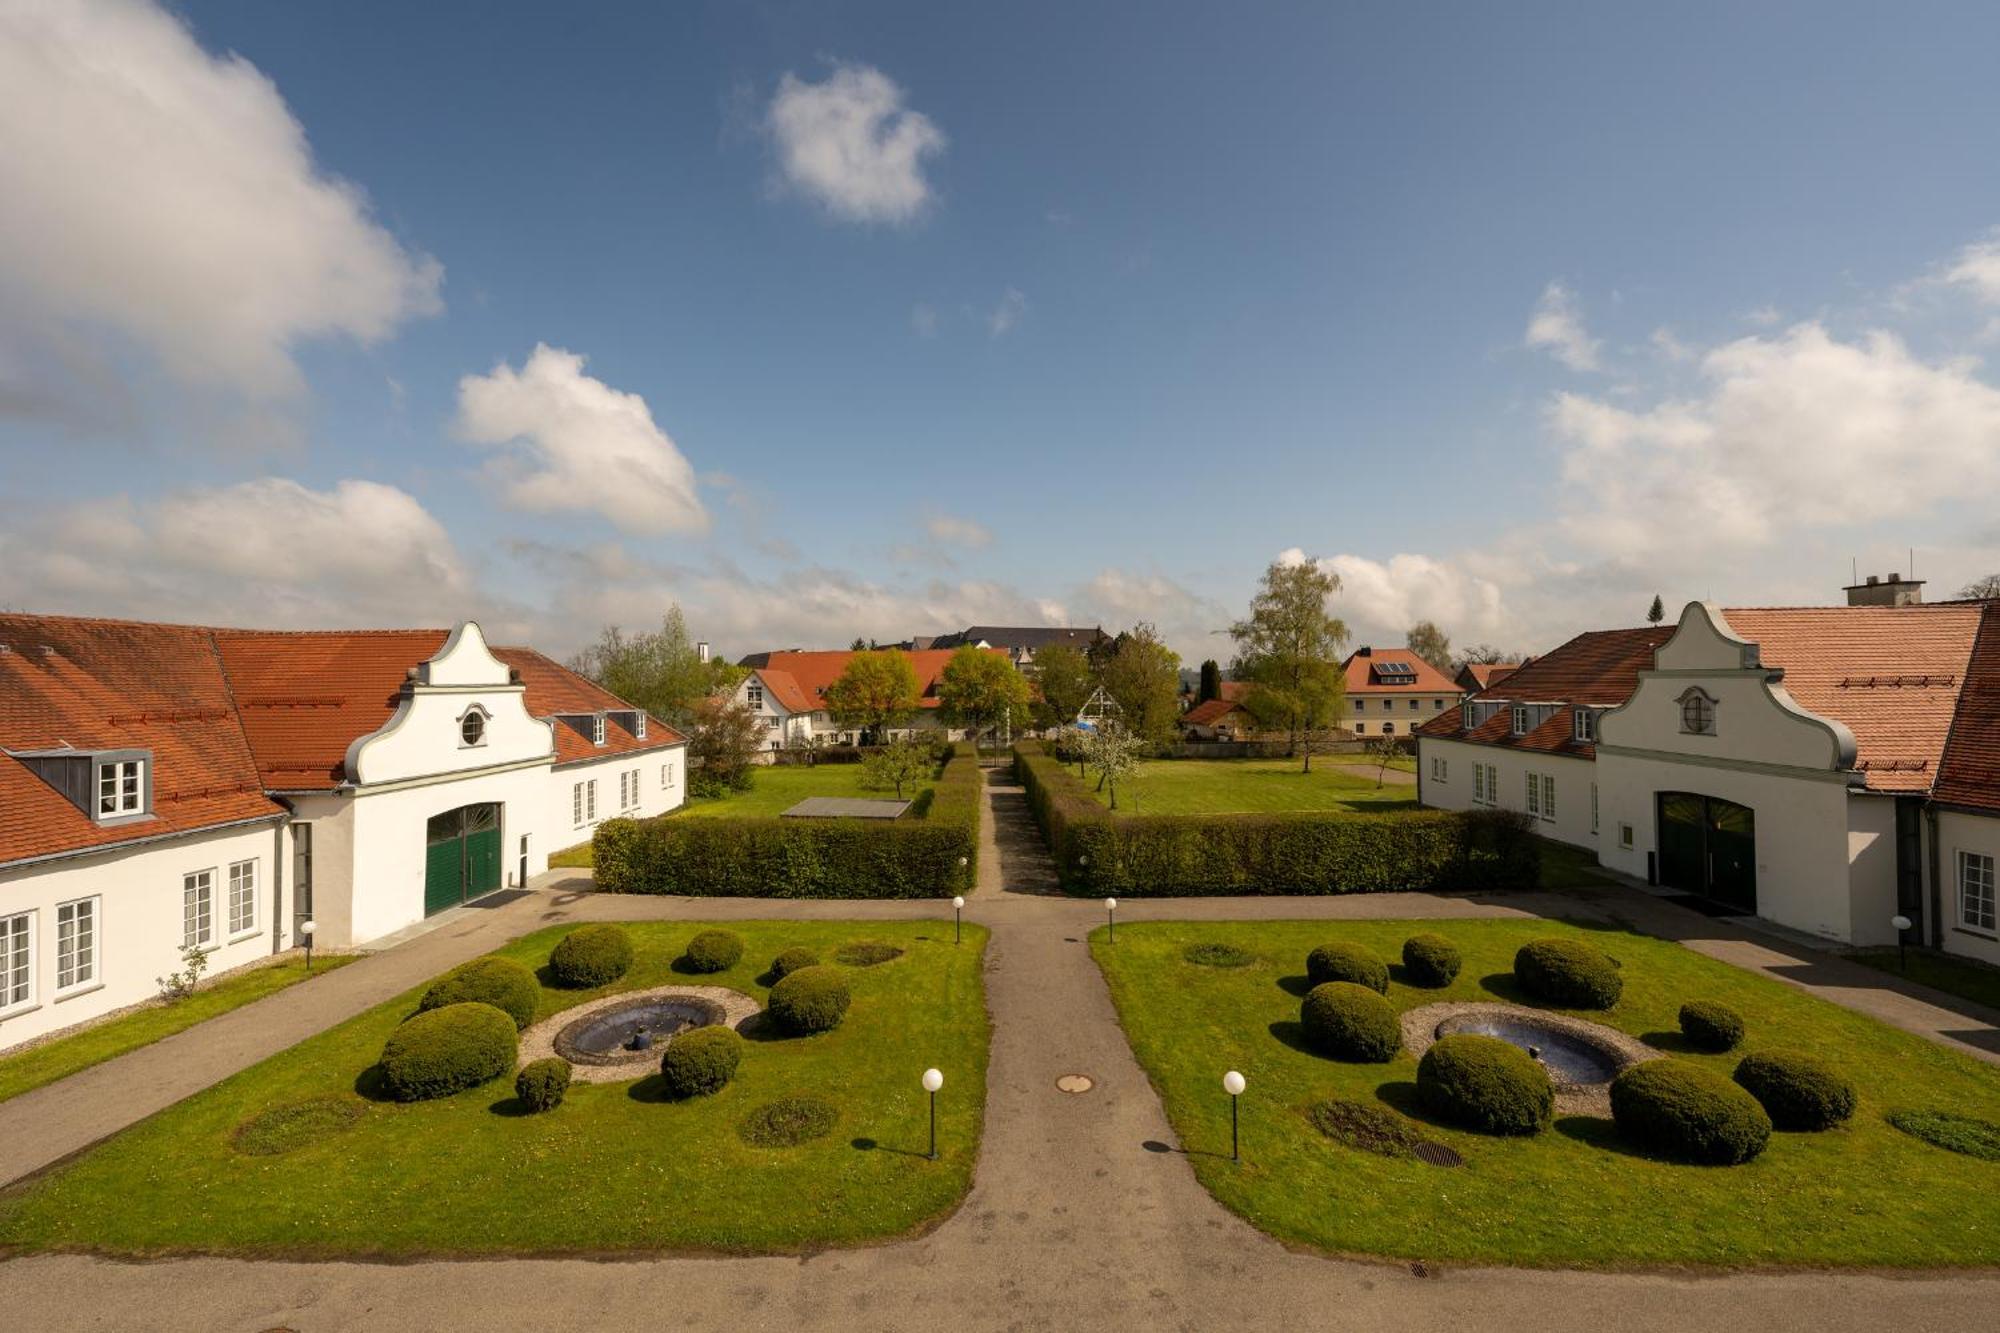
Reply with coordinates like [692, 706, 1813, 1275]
[1732, 1050, 1856, 1131]
[1610, 1060, 1771, 1164]
[1417, 1033, 1554, 1135]
[514, 1057, 571, 1113]
[769, 947, 819, 980]
[1887, 1108, 2000, 1161]
[548, 924, 634, 988]
[378, 1002, 517, 1103]
[739, 1095, 839, 1147]
[1678, 1000, 1745, 1053]
[1306, 942, 1389, 993]
[1401, 933, 1462, 988]
[418, 957, 540, 1031]
[682, 929, 744, 974]
[1300, 981, 1401, 1062]
[1012, 742, 1538, 896]
[658, 1026, 742, 1098]
[1304, 1097, 1427, 1158]
[1513, 938, 1622, 1009]
[768, 965, 852, 1035]
[593, 745, 980, 898]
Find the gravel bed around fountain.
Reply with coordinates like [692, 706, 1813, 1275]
[519, 985, 763, 1084]
[1399, 1001, 1659, 1118]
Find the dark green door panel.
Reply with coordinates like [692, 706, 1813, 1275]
[1655, 791, 1756, 914]
[423, 803, 504, 916]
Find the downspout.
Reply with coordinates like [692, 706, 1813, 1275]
[271, 797, 294, 955]
[1925, 803, 1943, 950]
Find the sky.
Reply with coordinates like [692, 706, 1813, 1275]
[6, 0, 2000, 666]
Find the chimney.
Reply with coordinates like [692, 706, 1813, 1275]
[1843, 572, 1925, 607]
[697, 641, 710, 664]
[1355, 645, 1373, 657]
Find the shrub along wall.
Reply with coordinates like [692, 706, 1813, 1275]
[593, 745, 979, 898]
[1014, 742, 1538, 896]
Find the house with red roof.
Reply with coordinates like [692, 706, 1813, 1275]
[1340, 646, 1464, 739]
[0, 615, 684, 1052]
[1417, 587, 2000, 964]
[731, 648, 1006, 751]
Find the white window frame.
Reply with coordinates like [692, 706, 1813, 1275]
[1619, 822, 1635, 849]
[459, 706, 488, 748]
[592, 714, 607, 746]
[97, 758, 144, 817]
[586, 779, 598, 821]
[746, 682, 765, 710]
[635, 714, 648, 740]
[1461, 702, 1476, 729]
[1353, 698, 1365, 712]
[572, 781, 586, 829]
[228, 858, 258, 938]
[183, 869, 215, 949]
[1409, 699, 1420, 711]
[1, 910, 34, 1013]
[1540, 773, 1556, 822]
[1511, 705, 1529, 736]
[1961, 851, 1997, 933]
[1574, 708, 1597, 743]
[1430, 756, 1447, 783]
[1525, 771, 1540, 816]
[57, 896, 99, 994]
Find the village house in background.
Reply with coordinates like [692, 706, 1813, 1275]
[921, 625, 1106, 670]
[1455, 659, 1524, 693]
[1340, 646, 1464, 738]
[731, 648, 1005, 751]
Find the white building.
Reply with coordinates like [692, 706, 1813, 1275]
[730, 648, 998, 751]
[0, 614, 684, 1053]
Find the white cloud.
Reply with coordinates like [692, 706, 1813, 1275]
[0, 0, 441, 415]
[924, 511, 992, 548]
[454, 344, 708, 536]
[1945, 232, 2000, 305]
[988, 288, 1027, 337]
[766, 62, 944, 225]
[1525, 281, 1601, 372]
[1744, 305, 1784, 327]
[1317, 553, 1508, 647]
[1649, 328, 1694, 362]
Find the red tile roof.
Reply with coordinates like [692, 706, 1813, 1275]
[1459, 662, 1520, 690]
[1341, 648, 1461, 695]
[1417, 627, 1677, 756]
[1182, 698, 1248, 727]
[742, 648, 1006, 714]
[1935, 604, 2000, 814]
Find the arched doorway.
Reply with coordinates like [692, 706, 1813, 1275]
[425, 803, 502, 916]
[1656, 792, 1756, 914]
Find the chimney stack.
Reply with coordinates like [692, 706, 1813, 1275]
[1843, 572, 1925, 607]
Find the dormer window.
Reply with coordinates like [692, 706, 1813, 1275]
[1679, 687, 1717, 736]
[1573, 709, 1597, 743]
[97, 758, 144, 817]
[635, 714, 647, 740]
[592, 714, 607, 746]
[1510, 705, 1529, 736]
[459, 707, 488, 748]
[1461, 702, 1476, 729]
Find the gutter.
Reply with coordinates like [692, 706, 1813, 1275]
[0, 811, 289, 874]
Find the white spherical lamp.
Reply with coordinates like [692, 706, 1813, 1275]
[1223, 1070, 1246, 1096]
[922, 1067, 944, 1093]
[952, 896, 965, 910]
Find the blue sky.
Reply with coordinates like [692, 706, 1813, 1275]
[5, 1, 2000, 661]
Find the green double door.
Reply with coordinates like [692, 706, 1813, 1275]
[1657, 792, 1756, 914]
[424, 804, 502, 917]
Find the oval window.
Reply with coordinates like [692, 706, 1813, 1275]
[461, 710, 487, 746]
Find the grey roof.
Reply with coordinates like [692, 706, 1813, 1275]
[932, 625, 1105, 651]
[779, 796, 912, 820]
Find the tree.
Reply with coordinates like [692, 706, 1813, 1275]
[937, 647, 1034, 763]
[1197, 659, 1223, 703]
[1084, 723, 1144, 811]
[824, 649, 921, 743]
[1647, 594, 1665, 624]
[1230, 559, 1349, 771]
[1960, 574, 2000, 600]
[1365, 735, 1402, 788]
[862, 739, 933, 799]
[1097, 624, 1183, 746]
[687, 698, 763, 797]
[568, 606, 742, 731]
[1032, 643, 1097, 730]
[1455, 643, 1523, 668]
[1406, 621, 1451, 672]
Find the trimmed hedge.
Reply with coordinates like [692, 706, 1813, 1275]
[1300, 981, 1401, 1062]
[768, 965, 852, 1035]
[682, 929, 743, 974]
[1732, 1050, 1856, 1131]
[1013, 741, 1538, 895]
[769, 947, 819, 981]
[1306, 942, 1389, 993]
[1679, 1000, 1745, 1053]
[548, 924, 634, 988]
[514, 1057, 571, 1112]
[418, 957, 540, 1031]
[1417, 1033, 1553, 1135]
[378, 1002, 517, 1103]
[658, 1026, 742, 1098]
[1514, 938, 1622, 1009]
[1401, 933, 1462, 988]
[593, 745, 980, 898]
[1610, 1060, 1771, 1164]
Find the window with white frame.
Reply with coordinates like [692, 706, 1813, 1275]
[2, 911, 33, 1010]
[635, 714, 647, 740]
[1961, 851, 1997, 933]
[228, 859, 257, 936]
[97, 757, 144, 817]
[1408, 699, 1420, 711]
[1574, 708, 1597, 743]
[1352, 698, 1365, 712]
[1540, 774, 1555, 822]
[459, 708, 487, 747]
[182, 869, 214, 948]
[1525, 772, 1540, 816]
[1511, 705, 1529, 735]
[586, 779, 598, 821]
[592, 714, 607, 746]
[57, 897, 97, 992]
[746, 682, 765, 709]
[572, 781, 586, 828]
[1472, 762, 1486, 803]
[1619, 822, 1634, 849]
[1352, 722, 1367, 735]
[1430, 756, 1447, 782]
[1484, 763, 1498, 804]
[1462, 702, 1476, 728]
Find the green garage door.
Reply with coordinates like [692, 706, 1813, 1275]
[1656, 792, 1756, 915]
[423, 804, 503, 917]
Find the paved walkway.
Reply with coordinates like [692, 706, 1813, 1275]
[2, 769, 1997, 1328]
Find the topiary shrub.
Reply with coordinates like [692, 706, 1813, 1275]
[739, 1095, 839, 1147]
[1299, 981, 1401, 1062]
[1732, 1050, 1856, 1131]
[1610, 1060, 1770, 1164]
[1401, 933, 1462, 988]
[418, 957, 540, 1031]
[658, 1026, 742, 1098]
[514, 1057, 572, 1113]
[548, 924, 634, 988]
[1514, 938, 1622, 1009]
[1678, 1000, 1745, 1053]
[769, 947, 819, 981]
[768, 965, 852, 1035]
[682, 929, 744, 974]
[1305, 942, 1389, 994]
[1416, 1033, 1553, 1135]
[378, 1001, 517, 1102]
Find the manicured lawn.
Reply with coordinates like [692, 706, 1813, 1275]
[1843, 947, 2000, 1013]
[0, 954, 359, 1105]
[1081, 757, 1417, 816]
[1093, 918, 2000, 1267]
[0, 919, 988, 1257]
[1538, 837, 1619, 889]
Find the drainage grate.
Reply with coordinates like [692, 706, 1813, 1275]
[1056, 1074, 1094, 1094]
[1412, 1141, 1463, 1168]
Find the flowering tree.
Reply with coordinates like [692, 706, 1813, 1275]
[1085, 724, 1145, 811]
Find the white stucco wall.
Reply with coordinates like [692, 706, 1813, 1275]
[550, 745, 686, 854]
[1416, 737, 1601, 851]
[1936, 810, 2000, 967]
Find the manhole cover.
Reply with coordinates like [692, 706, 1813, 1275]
[1056, 1074, 1094, 1094]
[1412, 1141, 1463, 1168]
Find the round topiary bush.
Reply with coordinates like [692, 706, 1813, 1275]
[378, 1001, 517, 1102]
[1305, 942, 1389, 994]
[418, 957, 540, 1031]
[658, 1026, 742, 1098]
[1401, 933, 1462, 988]
[769, 947, 819, 981]
[1299, 981, 1401, 1062]
[514, 1057, 572, 1113]
[768, 965, 852, 1035]
[1732, 1050, 1856, 1131]
[1679, 1000, 1745, 1053]
[682, 929, 744, 975]
[1513, 938, 1623, 1009]
[1610, 1060, 1771, 1164]
[547, 924, 634, 988]
[1417, 1033, 1553, 1135]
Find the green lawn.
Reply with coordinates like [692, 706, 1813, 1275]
[1093, 918, 2000, 1268]
[1843, 947, 2000, 1013]
[0, 919, 988, 1257]
[0, 954, 359, 1105]
[1082, 757, 1417, 816]
[1538, 838, 1619, 889]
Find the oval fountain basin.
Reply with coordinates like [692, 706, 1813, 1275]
[1435, 1012, 1621, 1087]
[555, 996, 724, 1065]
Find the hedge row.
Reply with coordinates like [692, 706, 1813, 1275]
[592, 744, 980, 898]
[1013, 742, 1539, 896]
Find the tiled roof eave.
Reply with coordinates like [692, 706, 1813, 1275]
[0, 809, 289, 873]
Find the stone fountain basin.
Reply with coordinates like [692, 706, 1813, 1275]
[1400, 1001, 1660, 1117]
[556, 995, 725, 1067]
[518, 985, 762, 1084]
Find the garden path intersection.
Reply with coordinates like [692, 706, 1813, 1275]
[0, 771, 1996, 1329]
